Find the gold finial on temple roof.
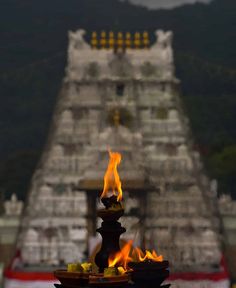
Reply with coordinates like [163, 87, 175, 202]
[125, 32, 132, 49]
[109, 31, 115, 49]
[143, 31, 150, 48]
[91, 31, 98, 49]
[134, 32, 141, 49]
[90, 31, 150, 50]
[117, 32, 124, 49]
[100, 30, 107, 49]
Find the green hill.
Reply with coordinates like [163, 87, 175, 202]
[0, 0, 236, 200]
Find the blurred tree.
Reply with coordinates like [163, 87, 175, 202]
[208, 146, 236, 197]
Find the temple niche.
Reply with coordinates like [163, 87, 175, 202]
[17, 29, 222, 279]
[59, 110, 74, 135]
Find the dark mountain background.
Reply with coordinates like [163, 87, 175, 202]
[0, 0, 236, 201]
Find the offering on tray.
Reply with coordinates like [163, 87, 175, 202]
[67, 262, 93, 273]
[67, 263, 83, 272]
[81, 262, 93, 273]
[104, 266, 126, 277]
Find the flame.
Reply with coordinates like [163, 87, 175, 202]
[101, 150, 123, 201]
[108, 240, 133, 270]
[132, 247, 163, 262]
[108, 242, 163, 272]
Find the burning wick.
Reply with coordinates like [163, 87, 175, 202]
[100, 150, 123, 202]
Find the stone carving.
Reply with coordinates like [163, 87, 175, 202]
[25, 228, 38, 243]
[39, 185, 53, 196]
[59, 110, 74, 135]
[69, 227, 87, 241]
[168, 109, 178, 120]
[51, 145, 64, 158]
[98, 125, 142, 149]
[67, 29, 91, 80]
[62, 110, 73, 122]
[155, 30, 174, 66]
[4, 193, 23, 216]
[68, 29, 89, 51]
[178, 144, 188, 156]
[156, 30, 173, 47]
[109, 54, 133, 77]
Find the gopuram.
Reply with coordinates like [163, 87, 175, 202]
[5, 30, 229, 288]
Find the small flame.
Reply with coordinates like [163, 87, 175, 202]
[132, 247, 163, 262]
[100, 150, 123, 201]
[108, 242, 163, 272]
[108, 240, 133, 270]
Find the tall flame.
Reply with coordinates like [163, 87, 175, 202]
[101, 150, 123, 201]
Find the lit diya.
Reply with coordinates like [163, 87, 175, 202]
[104, 240, 169, 288]
[128, 248, 169, 288]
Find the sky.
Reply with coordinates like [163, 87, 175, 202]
[124, 0, 212, 9]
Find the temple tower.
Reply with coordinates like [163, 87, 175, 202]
[17, 29, 222, 273]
